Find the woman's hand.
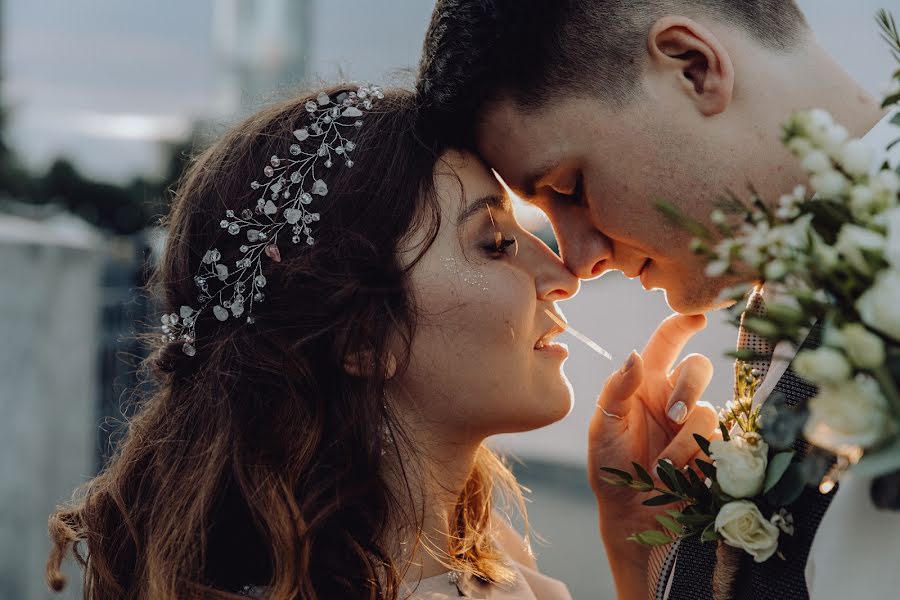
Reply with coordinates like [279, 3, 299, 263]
[587, 314, 719, 599]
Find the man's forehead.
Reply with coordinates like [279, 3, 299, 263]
[477, 100, 563, 195]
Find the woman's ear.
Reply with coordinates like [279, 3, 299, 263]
[343, 350, 397, 379]
[647, 16, 734, 116]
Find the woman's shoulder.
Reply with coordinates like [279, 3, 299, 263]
[489, 510, 537, 570]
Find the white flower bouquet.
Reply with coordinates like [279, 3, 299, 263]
[663, 10, 900, 505]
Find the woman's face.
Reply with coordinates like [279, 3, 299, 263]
[395, 151, 580, 439]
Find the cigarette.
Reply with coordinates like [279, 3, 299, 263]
[544, 309, 612, 361]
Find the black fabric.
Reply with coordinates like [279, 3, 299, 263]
[664, 324, 838, 600]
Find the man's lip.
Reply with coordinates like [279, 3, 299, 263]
[534, 322, 566, 349]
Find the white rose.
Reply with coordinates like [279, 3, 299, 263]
[804, 376, 892, 454]
[839, 139, 875, 176]
[882, 207, 900, 268]
[810, 170, 849, 198]
[792, 347, 851, 385]
[709, 433, 769, 498]
[840, 323, 885, 369]
[715, 501, 780, 563]
[857, 268, 900, 341]
[835, 224, 885, 274]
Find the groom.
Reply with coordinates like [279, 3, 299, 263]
[417, 1, 895, 599]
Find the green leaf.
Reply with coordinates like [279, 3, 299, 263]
[719, 422, 731, 442]
[891, 112, 900, 126]
[764, 463, 807, 506]
[694, 434, 712, 457]
[853, 438, 900, 478]
[599, 476, 630, 488]
[764, 451, 796, 493]
[696, 459, 717, 481]
[883, 91, 900, 109]
[700, 521, 720, 543]
[627, 530, 673, 546]
[598, 467, 633, 484]
[657, 460, 682, 494]
[643, 493, 682, 507]
[655, 514, 685, 536]
[632, 461, 655, 486]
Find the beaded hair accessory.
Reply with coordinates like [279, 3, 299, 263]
[161, 85, 385, 357]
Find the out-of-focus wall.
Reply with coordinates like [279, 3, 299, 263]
[0, 213, 103, 599]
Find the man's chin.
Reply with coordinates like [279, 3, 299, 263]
[662, 286, 727, 316]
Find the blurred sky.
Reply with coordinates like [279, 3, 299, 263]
[3, 0, 896, 183]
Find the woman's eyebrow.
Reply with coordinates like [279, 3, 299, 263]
[457, 193, 510, 226]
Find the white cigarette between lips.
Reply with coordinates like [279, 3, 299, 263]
[544, 309, 613, 361]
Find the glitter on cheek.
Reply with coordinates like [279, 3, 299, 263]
[441, 256, 489, 292]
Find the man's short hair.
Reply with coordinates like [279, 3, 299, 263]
[417, 0, 808, 146]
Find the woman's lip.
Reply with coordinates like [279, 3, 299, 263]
[535, 341, 569, 358]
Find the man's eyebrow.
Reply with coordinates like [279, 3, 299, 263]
[521, 160, 561, 197]
[457, 194, 510, 226]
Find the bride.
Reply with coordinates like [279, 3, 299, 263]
[46, 85, 713, 599]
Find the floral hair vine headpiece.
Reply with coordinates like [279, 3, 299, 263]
[161, 84, 385, 357]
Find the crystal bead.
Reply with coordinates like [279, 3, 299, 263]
[303, 226, 310, 234]
[346, 160, 354, 168]
[257, 198, 265, 206]
[290, 171, 301, 183]
[183, 343, 196, 357]
[247, 229, 261, 242]
[342, 106, 363, 118]
[335, 146, 344, 155]
[306, 236, 315, 245]
[241, 209, 253, 220]
[213, 305, 229, 321]
[254, 292, 265, 302]
[264, 166, 275, 177]
[180, 305, 194, 319]
[300, 192, 313, 204]
[357, 88, 368, 99]
[226, 210, 235, 218]
[293, 225, 302, 234]
[323, 115, 332, 124]
[161, 334, 168, 343]
[231, 302, 245, 317]
[251, 181, 260, 190]
[305, 100, 318, 112]
[203, 249, 220, 264]
[258, 232, 267, 240]
[324, 159, 333, 168]
[317, 145, 327, 157]
[283, 190, 291, 198]
[270, 155, 280, 167]
[220, 220, 229, 228]
[284, 208, 302, 224]
[264, 245, 281, 263]
[310, 213, 320, 221]
[317, 92, 330, 106]
[161, 314, 171, 325]
[216, 264, 229, 281]
[363, 99, 372, 110]
[289, 144, 301, 155]
[345, 141, 356, 151]
[255, 275, 267, 288]
[311, 179, 328, 196]
[222, 300, 232, 309]
[292, 235, 301, 244]
[271, 181, 282, 194]
[294, 128, 309, 141]
[228, 223, 240, 235]
[246, 315, 255, 324]
[355, 120, 363, 127]
[303, 214, 312, 224]
[264, 200, 278, 215]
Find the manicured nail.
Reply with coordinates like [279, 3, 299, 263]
[621, 351, 637, 374]
[667, 401, 688, 424]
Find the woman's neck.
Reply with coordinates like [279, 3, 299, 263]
[384, 422, 484, 582]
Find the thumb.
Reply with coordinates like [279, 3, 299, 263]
[593, 350, 643, 424]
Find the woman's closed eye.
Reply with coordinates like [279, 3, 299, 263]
[483, 233, 518, 257]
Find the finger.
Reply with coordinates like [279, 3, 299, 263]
[641, 313, 707, 374]
[664, 353, 714, 425]
[656, 401, 718, 469]
[590, 351, 643, 429]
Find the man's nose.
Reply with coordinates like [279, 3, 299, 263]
[557, 227, 612, 280]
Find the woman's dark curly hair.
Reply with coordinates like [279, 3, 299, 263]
[46, 86, 525, 599]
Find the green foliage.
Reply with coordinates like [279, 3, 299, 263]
[764, 451, 796, 493]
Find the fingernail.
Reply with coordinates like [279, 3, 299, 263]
[667, 401, 688, 424]
[620, 351, 637, 374]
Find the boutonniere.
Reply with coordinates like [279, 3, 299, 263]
[600, 363, 804, 600]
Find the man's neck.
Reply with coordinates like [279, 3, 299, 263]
[784, 37, 886, 139]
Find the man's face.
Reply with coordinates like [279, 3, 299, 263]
[478, 94, 798, 314]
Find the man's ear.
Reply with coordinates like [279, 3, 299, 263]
[647, 16, 734, 116]
[343, 350, 398, 379]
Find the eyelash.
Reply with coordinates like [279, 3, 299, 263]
[557, 172, 585, 205]
[483, 235, 518, 256]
